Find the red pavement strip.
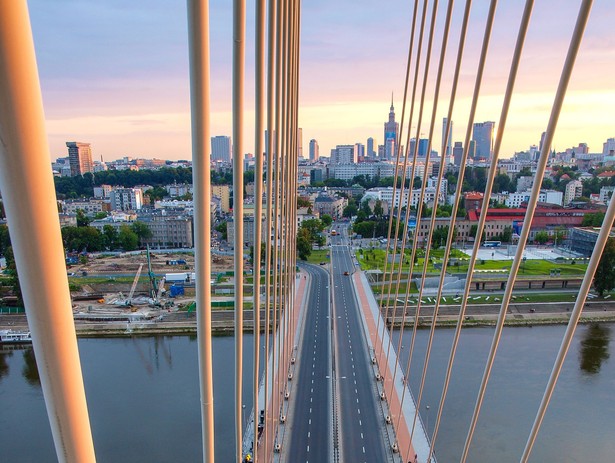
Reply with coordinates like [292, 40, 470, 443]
[256, 269, 308, 461]
[353, 272, 417, 460]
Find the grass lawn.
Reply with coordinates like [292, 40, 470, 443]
[358, 247, 588, 277]
[304, 249, 330, 265]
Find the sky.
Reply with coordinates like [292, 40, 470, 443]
[27, 0, 615, 162]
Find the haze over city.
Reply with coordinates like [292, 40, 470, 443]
[29, 0, 615, 161]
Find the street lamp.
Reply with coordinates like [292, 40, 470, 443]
[425, 404, 430, 435]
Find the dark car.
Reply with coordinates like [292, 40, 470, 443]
[343, 271, 349, 276]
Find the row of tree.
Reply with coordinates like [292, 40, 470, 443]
[61, 222, 151, 252]
[296, 216, 332, 260]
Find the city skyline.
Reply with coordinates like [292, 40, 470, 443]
[29, 0, 615, 161]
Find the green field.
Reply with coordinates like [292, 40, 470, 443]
[357, 248, 588, 276]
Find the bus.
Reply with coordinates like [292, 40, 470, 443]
[483, 240, 502, 247]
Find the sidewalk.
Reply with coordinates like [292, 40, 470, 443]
[353, 270, 435, 463]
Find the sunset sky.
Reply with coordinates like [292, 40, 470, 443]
[28, 0, 615, 162]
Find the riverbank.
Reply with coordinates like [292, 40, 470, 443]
[3, 300, 615, 337]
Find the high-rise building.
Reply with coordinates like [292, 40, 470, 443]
[297, 128, 303, 158]
[367, 137, 376, 158]
[603, 137, 615, 156]
[331, 145, 357, 164]
[211, 135, 232, 162]
[309, 139, 319, 161]
[442, 118, 453, 159]
[66, 141, 93, 176]
[453, 141, 463, 166]
[472, 121, 495, 160]
[383, 95, 399, 160]
[355, 143, 365, 161]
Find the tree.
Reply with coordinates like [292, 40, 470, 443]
[320, 214, 333, 227]
[102, 225, 119, 250]
[360, 200, 372, 217]
[534, 230, 549, 244]
[4, 246, 22, 305]
[593, 238, 615, 296]
[131, 221, 153, 246]
[216, 221, 228, 241]
[297, 197, 311, 208]
[373, 200, 384, 219]
[296, 231, 312, 260]
[144, 186, 168, 203]
[343, 203, 358, 218]
[582, 212, 606, 227]
[76, 209, 90, 227]
[118, 225, 139, 251]
[93, 211, 108, 220]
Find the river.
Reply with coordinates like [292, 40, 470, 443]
[1, 324, 613, 462]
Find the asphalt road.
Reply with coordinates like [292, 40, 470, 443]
[330, 225, 388, 463]
[287, 263, 331, 462]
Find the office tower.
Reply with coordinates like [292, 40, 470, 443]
[367, 137, 376, 158]
[603, 137, 615, 156]
[468, 140, 476, 159]
[355, 143, 365, 161]
[297, 127, 303, 158]
[66, 141, 93, 176]
[211, 135, 232, 162]
[418, 138, 429, 157]
[539, 131, 547, 153]
[453, 141, 463, 166]
[309, 139, 319, 161]
[383, 95, 399, 160]
[472, 121, 495, 160]
[442, 117, 453, 159]
[331, 145, 357, 164]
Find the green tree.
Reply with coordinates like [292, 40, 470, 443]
[144, 186, 168, 202]
[582, 212, 606, 227]
[343, 203, 359, 218]
[118, 225, 139, 251]
[216, 221, 228, 241]
[373, 200, 384, 219]
[320, 214, 333, 227]
[76, 209, 90, 227]
[93, 211, 108, 220]
[534, 230, 549, 244]
[593, 238, 615, 296]
[296, 231, 312, 260]
[297, 197, 311, 208]
[102, 225, 119, 250]
[131, 221, 153, 245]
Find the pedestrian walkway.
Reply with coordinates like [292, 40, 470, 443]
[353, 270, 435, 463]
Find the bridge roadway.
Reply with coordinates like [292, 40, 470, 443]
[287, 263, 331, 461]
[330, 225, 388, 462]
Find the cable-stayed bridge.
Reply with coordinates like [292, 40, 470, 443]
[0, 1, 614, 462]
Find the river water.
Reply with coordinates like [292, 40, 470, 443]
[0, 324, 613, 462]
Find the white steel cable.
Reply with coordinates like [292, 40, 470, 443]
[429, 0, 534, 456]
[520, 159, 612, 462]
[232, 0, 246, 459]
[386, 0, 441, 402]
[377, 0, 429, 362]
[186, 1, 216, 460]
[252, 0, 266, 460]
[385, 0, 453, 449]
[426, 1, 534, 460]
[374, 0, 419, 346]
[262, 0, 277, 456]
[460, 1, 593, 461]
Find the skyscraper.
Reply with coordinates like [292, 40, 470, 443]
[367, 137, 375, 158]
[309, 139, 319, 161]
[453, 141, 463, 166]
[66, 141, 93, 176]
[442, 117, 453, 159]
[211, 135, 232, 162]
[297, 127, 303, 158]
[383, 95, 399, 160]
[472, 121, 495, 160]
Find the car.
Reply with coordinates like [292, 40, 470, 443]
[343, 271, 349, 276]
[320, 262, 326, 266]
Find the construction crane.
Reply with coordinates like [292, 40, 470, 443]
[125, 263, 143, 306]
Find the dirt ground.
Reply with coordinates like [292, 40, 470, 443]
[70, 251, 234, 276]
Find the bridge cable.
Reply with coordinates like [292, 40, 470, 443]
[374, 0, 420, 356]
[232, 0, 246, 459]
[459, 1, 594, 461]
[377, 0, 428, 364]
[186, 1, 216, 460]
